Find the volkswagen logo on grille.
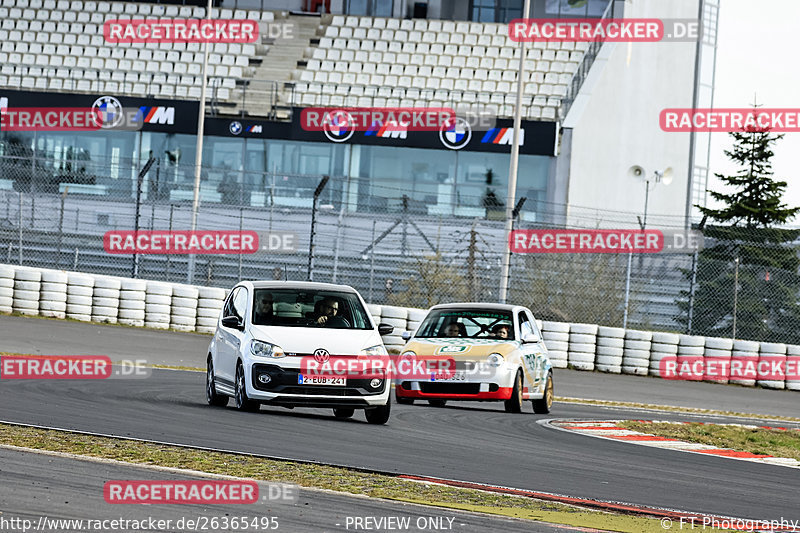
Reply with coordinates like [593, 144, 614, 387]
[313, 349, 330, 363]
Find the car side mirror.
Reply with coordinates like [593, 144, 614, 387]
[221, 315, 243, 330]
[378, 323, 394, 336]
[522, 333, 540, 344]
[401, 331, 412, 340]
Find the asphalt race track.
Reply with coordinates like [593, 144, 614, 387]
[0, 447, 558, 533]
[1, 315, 799, 525]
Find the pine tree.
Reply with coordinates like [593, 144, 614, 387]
[678, 112, 800, 341]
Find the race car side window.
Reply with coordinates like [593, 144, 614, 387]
[518, 312, 534, 339]
[222, 288, 239, 318]
[233, 287, 248, 319]
[527, 311, 543, 339]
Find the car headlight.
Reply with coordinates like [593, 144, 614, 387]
[361, 344, 388, 356]
[250, 340, 285, 358]
[487, 353, 505, 367]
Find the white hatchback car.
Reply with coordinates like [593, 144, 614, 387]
[205, 281, 394, 424]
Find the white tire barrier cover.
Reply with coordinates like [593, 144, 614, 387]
[172, 297, 199, 309]
[624, 329, 652, 341]
[542, 321, 570, 333]
[570, 323, 598, 335]
[597, 326, 625, 338]
[146, 282, 173, 296]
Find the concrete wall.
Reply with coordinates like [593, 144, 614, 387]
[564, 0, 700, 229]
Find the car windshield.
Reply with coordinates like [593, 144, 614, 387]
[251, 288, 373, 330]
[415, 309, 515, 340]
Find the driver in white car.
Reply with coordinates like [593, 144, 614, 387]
[313, 298, 340, 325]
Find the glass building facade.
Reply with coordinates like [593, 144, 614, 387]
[0, 127, 554, 221]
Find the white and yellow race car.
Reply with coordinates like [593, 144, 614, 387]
[395, 303, 553, 413]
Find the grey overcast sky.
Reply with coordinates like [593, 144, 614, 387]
[708, 0, 800, 214]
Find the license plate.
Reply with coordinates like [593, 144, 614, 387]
[431, 371, 466, 381]
[298, 374, 346, 386]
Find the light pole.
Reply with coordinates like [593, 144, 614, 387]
[307, 175, 329, 281]
[499, 0, 532, 304]
[187, 0, 213, 283]
[622, 166, 673, 328]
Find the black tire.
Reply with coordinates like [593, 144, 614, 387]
[333, 408, 355, 419]
[395, 396, 414, 405]
[365, 401, 391, 424]
[427, 399, 447, 407]
[533, 372, 554, 414]
[504, 370, 524, 413]
[206, 358, 229, 407]
[235, 363, 260, 412]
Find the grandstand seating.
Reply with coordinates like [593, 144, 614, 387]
[0, 1, 583, 121]
[0, 0, 274, 102]
[287, 15, 588, 120]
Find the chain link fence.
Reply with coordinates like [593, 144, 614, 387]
[2, 152, 800, 343]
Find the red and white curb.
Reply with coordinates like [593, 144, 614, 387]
[543, 419, 800, 469]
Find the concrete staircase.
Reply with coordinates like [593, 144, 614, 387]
[233, 13, 325, 118]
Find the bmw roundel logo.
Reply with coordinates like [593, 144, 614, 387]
[229, 121, 242, 135]
[439, 117, 472, 150]
[322, 110, 355, 143]
[92, 96, 124, 129]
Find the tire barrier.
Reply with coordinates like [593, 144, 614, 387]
[13, 268, 41, 316]
[91, 276, 121, 324]
[757, 342, 786, 390]
[649, 331, 679, 377]
[568, 323, 598, 371]
[541, 320, 569, 369]
[66, 271, 94, 321]
[196, 286, 228, 334]
[730, 339, 759, 387]
[118, 278, 147, 327]
[378, 305, 408, 353]
[786, 345, 800, 392]
[39, 269, 69, 319]
[170, 284, 199, 332]
[676, 334, 705, 382]
[0, 265, 14, 314]
[623, 329, 651, 376]
[145, 281, 173, 330]
[0, 262, 798, 392]
[703, 337, 733, 384]
[596, 326, 624, 373]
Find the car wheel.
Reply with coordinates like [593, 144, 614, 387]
[427, 399, 447, 407]
[365, 401, 391, 424]
[206, 358, 229, 407]
[532, 371, 554, 414]
[333, 408, 355, 419]
[504, 370, 523, 413]
[235, 363, 259, 412]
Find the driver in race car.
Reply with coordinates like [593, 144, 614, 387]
[313, 297, 340, 325]
[492, 323, 511, 339]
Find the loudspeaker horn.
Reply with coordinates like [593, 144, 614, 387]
[628, 165, 646, 180]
